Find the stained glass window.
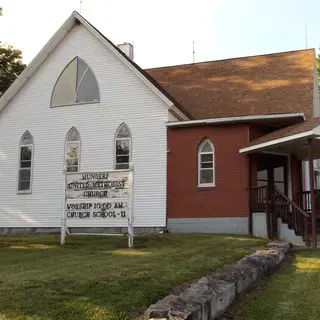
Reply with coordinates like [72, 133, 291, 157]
[115, 123, 131, 170]
[65, 128, 80, 172]
[18, 131, 33, 192]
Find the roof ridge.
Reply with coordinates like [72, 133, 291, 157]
[145, 48, 315, 71]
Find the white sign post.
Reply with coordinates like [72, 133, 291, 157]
[61, 169, 67, 246]
[128, 164, 134, 248]
[61, 169, 134, 248]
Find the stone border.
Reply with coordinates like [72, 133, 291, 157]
[144, 241, 290, 320]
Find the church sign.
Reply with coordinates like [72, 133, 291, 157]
[61, 170, 134, 247]
[65, 171, 132, 220]
[66, 171, 130, 199]
[66, 199, 129, 220]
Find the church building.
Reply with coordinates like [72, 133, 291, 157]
[1, 11, 320, 247]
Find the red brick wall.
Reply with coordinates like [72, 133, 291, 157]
[167, 124, 250, 219]
[249, 124, 274, 141]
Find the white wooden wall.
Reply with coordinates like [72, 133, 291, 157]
[168, 112, 178, 122]
[0, 24, 169, 228]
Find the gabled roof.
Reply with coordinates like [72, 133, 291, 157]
[0, 11, 192, 120]
[146, 49, 316, 120]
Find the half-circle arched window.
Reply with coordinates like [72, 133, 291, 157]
[198, 139, 215, 187]
[51, 57, 100, 107]
[65, 127, 81, 172]
[114, 123, 131, 170]
[18, 131, 34, 192]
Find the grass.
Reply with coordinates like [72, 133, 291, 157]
[236, 249, 320, 320]
[0, 234, 265, 320]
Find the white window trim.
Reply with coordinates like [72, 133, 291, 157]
[114, 123, 132, 170]
[64, 128, 81, 174]
[17, 134, 34, 194]
[198, 139, 215, 187]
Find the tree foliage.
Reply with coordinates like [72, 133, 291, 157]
[317, 56, 320, 80]
[0, 43, 26, 97]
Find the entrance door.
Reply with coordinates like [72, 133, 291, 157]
[257, 154, 288, 195]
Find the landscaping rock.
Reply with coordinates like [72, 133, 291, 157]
[210, 267, 244, 295]
[204, 279, 236, 317]
[144, 241, 290, 320]
[145, 295, 178, 319]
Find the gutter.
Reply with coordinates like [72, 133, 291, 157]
[166, 113, 305, 127]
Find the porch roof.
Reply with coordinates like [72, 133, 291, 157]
[239, 117, 320, 159]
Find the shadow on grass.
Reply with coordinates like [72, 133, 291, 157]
[0, 279, 130, 320]
[0, 270, 174, 320]
[0, 234, 267, 320]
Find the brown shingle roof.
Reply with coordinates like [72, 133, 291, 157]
[245, 117, 320, 149]
[146, 49, 315, 120]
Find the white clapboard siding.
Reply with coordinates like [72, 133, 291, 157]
[0, 24, 169, 228]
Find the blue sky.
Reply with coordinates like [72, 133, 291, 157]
[0, 0, 319, 68]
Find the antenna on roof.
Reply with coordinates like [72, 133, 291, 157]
[193, 41, 195, 63]
[80, 0, 83, 13]
[305, 25, 308, 49]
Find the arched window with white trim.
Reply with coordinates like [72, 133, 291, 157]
[51, 57, 100, 107]
[115, 123, 131, 170]
[18, 131, 34, 192]
[198, 139, 215, 187]
[65, 127, 80, 172]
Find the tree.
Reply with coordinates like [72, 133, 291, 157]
[317, 56, 320, 80]
[0, 43, 26, 97]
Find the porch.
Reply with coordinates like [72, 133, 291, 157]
[240, 117, 320, 247]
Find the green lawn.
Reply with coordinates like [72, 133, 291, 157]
[0, 234, 265, 320]
[236, 249, 320, 320]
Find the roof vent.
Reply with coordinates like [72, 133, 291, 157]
[117, 42, 134, 60]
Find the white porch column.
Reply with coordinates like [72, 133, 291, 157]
[304, 160, 311, 192]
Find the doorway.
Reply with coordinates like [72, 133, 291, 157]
[257, 154, 288, 195]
